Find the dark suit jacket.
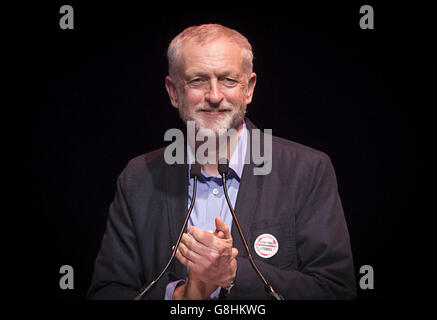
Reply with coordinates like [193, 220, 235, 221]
[87, 119, 356, 299]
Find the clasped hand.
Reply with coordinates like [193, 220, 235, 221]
[174, 216, 238, 299]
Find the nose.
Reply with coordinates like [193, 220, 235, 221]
[205, 79, 224, 106]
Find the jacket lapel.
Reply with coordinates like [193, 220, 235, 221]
[164, 161, 188, 279]
[165, 163, 188, 246]
[231, 119, 265, 255]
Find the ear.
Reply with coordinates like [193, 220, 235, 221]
[245, 72, 257, 105]
[165, 75, 180, 109]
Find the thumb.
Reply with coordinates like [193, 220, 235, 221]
[213, 230, 225, 239]
[215, 216, 231, 239]
[232, 247, 239, 258]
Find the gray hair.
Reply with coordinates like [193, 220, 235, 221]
[167, 24, 254, 79]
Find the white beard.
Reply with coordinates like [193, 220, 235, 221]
[178, 100, 246, 135]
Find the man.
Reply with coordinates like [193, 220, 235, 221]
[88, 24, 356, 299]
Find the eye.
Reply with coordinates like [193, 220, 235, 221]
[188, 78, 205, 87]
[222, 78, 238, 87]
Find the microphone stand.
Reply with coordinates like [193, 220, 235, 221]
[219, 159, 284, 300]
[134, 164, 201, 300]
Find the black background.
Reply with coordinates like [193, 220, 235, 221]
[7, 1, 431, 300]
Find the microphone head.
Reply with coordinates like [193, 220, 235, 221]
[218, 158, 229, 176]
[190, 163, 202, 178]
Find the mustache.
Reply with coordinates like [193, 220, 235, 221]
[194, 102, 234, 112]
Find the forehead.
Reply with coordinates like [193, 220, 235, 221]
[180, 37, 244, 75]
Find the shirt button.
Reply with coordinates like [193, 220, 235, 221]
[212, 188, 219, 195]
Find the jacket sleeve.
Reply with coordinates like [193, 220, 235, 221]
[227, 156, 356, 300]
[87, 175, 177, 299]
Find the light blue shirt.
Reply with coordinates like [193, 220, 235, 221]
[165, 122, 248, 299]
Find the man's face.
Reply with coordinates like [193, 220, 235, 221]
[166, 37, 256, 134]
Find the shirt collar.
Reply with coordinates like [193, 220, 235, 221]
[187, 121, 247, 180]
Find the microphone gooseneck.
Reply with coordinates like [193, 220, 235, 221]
[218, 158, 284, 300]
[134, 163, 201, 300]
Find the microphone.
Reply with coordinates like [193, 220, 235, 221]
[134, 163, 202, 300]
[218, 158, 284, 300]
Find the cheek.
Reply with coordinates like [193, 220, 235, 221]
[225, 88, 246, 104]
[184, 90, 204, 106]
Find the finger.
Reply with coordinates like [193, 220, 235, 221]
[175, 247, 190, 267]
[232, 248, 239, 258]
[175, 247, 201, 273]
[215, 216, 231, 239]
[187, 225, 215, 247]
[178, 240, 203, 264]
[213, 230, 225, 239]
[181, 233, 214, 257]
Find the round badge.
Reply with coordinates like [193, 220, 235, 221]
[254, 234, 279, 258]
